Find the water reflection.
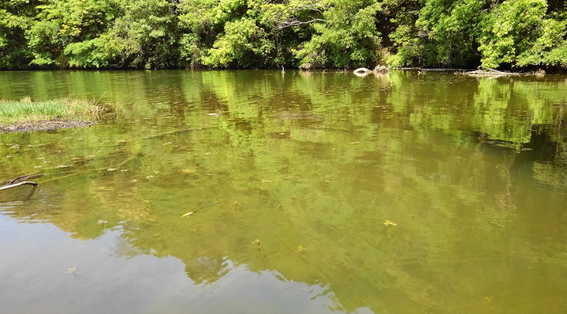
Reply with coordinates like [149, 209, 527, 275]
[1, 71, 567, 313]
[0, 218, 349, 314]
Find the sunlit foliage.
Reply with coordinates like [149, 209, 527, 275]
[0, 0, 566, 69]
[2, 71, 567, 313]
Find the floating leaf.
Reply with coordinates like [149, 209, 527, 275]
[181, 211, 194, 218]
[384, 220, 397, 226]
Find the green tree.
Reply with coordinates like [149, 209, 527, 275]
[179, 0, 276, 68]
[65, 0, 179, 69]
[0, 0, 37, 69]
[291, 0, 383, 68]
[415, 0, 488, 67]
[27, 0, 119, 67]
[478, 0, 551, 68]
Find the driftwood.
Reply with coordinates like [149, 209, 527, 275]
[397, 67, 465, 72]
[374, 65, 390, 73]
[0, 174, 44, 202]
[487, 68, 506, 74]
[0, 174, 45, 191]
[456, 69, 520, 77]
[2, 174, 45, 186]
[0, 181, 39, 191]
[354, 66, 390, 76]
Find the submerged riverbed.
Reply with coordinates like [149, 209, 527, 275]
[1, 70, 567, 314]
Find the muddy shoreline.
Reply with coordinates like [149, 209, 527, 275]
[0, 119, 97, 133]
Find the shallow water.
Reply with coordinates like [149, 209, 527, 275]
[1, 70, 567, 314]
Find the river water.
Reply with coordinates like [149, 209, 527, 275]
[1, 70, 567, 314]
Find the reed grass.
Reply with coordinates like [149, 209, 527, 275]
[0, 97, 115, 125]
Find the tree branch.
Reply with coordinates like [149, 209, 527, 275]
[277, 18, 327, 29]
[0, 181, 38, 191]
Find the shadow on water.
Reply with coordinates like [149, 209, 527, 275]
[1, 70, 567, 313]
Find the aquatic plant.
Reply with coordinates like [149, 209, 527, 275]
[0, 97, 117, 131]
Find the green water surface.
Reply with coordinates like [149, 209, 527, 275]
[1, 70, 567, 314]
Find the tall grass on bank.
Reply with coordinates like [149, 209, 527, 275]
[0, 97, 114, 125]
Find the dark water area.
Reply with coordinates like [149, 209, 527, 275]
[1, 70, 567, 314]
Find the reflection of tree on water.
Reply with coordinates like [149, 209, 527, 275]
[1, 71, 567, 313]
[184, 256, 231, 286]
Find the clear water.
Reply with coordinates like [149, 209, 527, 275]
[1, 70, 567, 314]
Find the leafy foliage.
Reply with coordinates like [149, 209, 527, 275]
[0, 0, 36, 69]
[291, 0, 383, 68]
[415, 0, 488, 67]
[27, 0, 119, 66]
[0, 0, 566, 69]
[478, 0, 551, 68]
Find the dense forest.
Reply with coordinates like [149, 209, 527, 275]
[0, 0, 566, 70]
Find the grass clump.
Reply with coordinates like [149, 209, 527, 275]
[0, 97, 117, 132]
[0, 97, 114, 124]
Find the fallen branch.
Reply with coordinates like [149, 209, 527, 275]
[487, 68, 506, 74]
[0, 181, 39, 191]
[456, 70, 520, 77]
[2, 174, 45, 186]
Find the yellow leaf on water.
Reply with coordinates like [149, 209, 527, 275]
[180, 168, 197, 174]
[181, 212, 194, 218]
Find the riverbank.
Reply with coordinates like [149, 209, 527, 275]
[0, 98, 116, 132]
